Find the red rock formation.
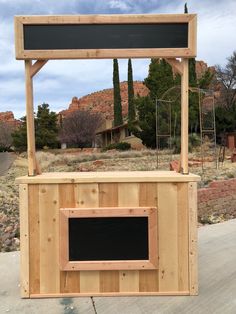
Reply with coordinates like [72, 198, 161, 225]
[59, 81, 149, 119]
[0, 111, 21, 128]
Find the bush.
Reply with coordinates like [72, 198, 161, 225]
[103, 142, 131, 152]
[170, 133, 201, 154]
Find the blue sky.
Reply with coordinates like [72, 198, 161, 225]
[0, 0, 236, 118]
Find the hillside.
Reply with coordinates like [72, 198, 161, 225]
[59, 81, 149, 119]
[59, 60, 214, 120]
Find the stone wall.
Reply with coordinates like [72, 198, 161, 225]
[198, 178, 236, 222]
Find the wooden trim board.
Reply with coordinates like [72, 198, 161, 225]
[59, 207, 158, 271]
[19, 184, 29, 297]
[16, 171, 201, 184]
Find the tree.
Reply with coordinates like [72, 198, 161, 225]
[12, 117, 27, 151]
[113, 59, 123, 126]
[35, 103, 59, 149]
[215, 51, 236, 137]
[131, 59, 179, 148]
[59, 110, 103, 148]
[184, 2, 188, 13]
[12, 103, 59, 151]
[0, 121, 14, 151]
[215, 51, 236, 109]
[144, 58, 177, 101]
[128, 58, 135, 123]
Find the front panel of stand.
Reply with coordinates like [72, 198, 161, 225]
[18, 172, 199, 297]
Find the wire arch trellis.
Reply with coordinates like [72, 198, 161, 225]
[155, 86, 217, 171]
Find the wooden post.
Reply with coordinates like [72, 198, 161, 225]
[19, 184, 29, 297]
[180, 58, 189, 174]
[188, 182, 198, 295]
[25, 60, 37, 176]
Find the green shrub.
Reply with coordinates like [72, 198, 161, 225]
[170, 133, 201, 154]
[103, 142, 131, 152]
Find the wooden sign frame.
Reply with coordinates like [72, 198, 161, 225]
[15, 14, 196, 60]
[14, 13, 197, 176]
[59, 207, 158, 271]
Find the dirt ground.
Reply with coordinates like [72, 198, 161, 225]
[0, 148, 236, 252]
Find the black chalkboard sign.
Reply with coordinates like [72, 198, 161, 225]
[69, 217, 148, 261]
[23, 23, 188, 51]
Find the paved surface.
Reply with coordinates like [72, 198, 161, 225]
[0, 152, 16, 176]
[0, 220, 236, 314]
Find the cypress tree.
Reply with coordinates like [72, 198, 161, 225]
[128, 58, 135, 122]
[113, 59, 123, 126]
[184, 3, 188, 13]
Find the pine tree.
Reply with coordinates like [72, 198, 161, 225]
[131, 58, 180, 148]
[12, 116, 28, 151]
[35, 103, 59, 149]
[144, 58, 177, 101]
[113, 59, 123, 126]
[128, 58, 135, 123]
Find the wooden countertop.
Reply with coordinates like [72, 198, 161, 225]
[16, 171, 201, 184]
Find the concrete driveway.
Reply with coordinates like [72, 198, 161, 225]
[0, 220, 236, 314]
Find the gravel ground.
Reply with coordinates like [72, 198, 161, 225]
[0, 149, 236, 252]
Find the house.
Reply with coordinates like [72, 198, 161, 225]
[96, 119, 144, 149]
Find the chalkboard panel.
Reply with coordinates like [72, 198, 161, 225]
[69, 217, 148, 261]
[23, 23, 188, 50]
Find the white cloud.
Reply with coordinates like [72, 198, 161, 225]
[0, 0, 235, 118]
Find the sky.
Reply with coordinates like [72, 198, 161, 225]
[0, 0, 236, 119]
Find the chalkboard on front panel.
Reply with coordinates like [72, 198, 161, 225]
[69, 217, 149, 261]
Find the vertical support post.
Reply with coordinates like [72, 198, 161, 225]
[181, 58, 189, 174]
[188, 182, 198, 295]
[25, 60, 37, 176]
[19, 184, 29, 297]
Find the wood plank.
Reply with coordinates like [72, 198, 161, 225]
[188, 182, 198, 295]
[139, 183, 159, 292]
[17, 48, 195, 61]
[30, 291, 190, 298]
[16, 14, 196, 24]
[180, 58, 189, 174]
[75, 183, 100, 293]
[165, 58, 183, 75]
[25, 60, 37, 176]
[28, 184, 40, 294]
[58, 184, 80, 293]
[100, 271, 119, 293]
[16, 171, 201, 184]
[80, 272, 100, 294]
[30, 60, 48, 78]
[99, 183, 118, 207]
[19, 184, 29, 298]
[139, 270, 158, 292]
[189, 15, 197, 56]
[99, 183, 119, 292]
[158, 183, 179, 291]
[177, 183, 189, 292]
[39, 184, 60, 293]
[118, 183, 139, 292]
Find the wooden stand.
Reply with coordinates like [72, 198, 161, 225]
[17, 171, 199, 297]
[14, 13, 199, 298]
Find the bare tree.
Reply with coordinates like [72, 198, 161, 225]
[0, 121, 14, 150]
[59, 110, 103, 148]
[215, 51, 236, 109]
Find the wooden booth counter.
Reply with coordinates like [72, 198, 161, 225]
[17, 171, 200, 298]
